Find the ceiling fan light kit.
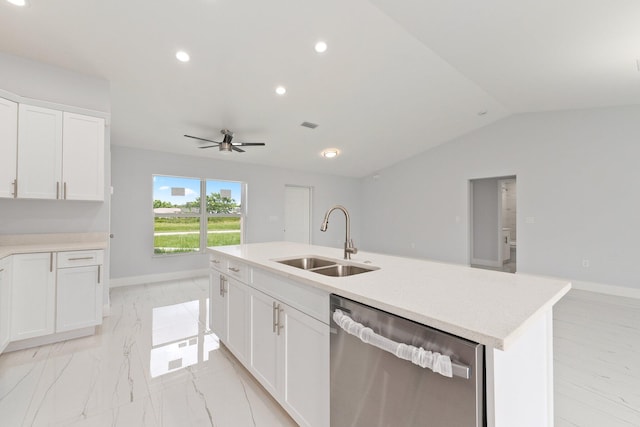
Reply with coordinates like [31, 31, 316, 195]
[185, 129, 266, 154]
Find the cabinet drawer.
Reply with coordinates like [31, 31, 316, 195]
[227, 258, 250, 283]
[209, 254, 227, 272]
[57, 250, 104, 268]
[252, 269, 329, 324]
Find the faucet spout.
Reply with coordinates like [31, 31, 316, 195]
[320, 205, 357, 259]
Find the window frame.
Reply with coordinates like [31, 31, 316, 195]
[152, 175, 245, 256]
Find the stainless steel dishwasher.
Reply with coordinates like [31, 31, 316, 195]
[330, 295, 485, 427]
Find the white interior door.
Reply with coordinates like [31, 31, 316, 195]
[284, 185, 311, 244]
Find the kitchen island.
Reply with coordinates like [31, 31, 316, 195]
[208, 241, 571, 427]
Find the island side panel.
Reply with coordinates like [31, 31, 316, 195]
[485, 309, 554, 427]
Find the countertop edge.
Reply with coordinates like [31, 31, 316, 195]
[206, 243, 572, 351]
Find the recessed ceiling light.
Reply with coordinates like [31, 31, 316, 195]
[275, 86, 287, 95]
[314, 41, 328, 54]
[176, 51, 190, 62]
[322, 149, 339, 158]
[6, 0, 27, 6]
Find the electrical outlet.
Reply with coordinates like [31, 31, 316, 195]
[582, 259, 590, 268]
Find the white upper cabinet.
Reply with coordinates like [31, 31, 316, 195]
[15, 103, 105, 201]
[62, 112, 105, 201]
[17, 104, 63, 199]
[0, 98, 18, 198]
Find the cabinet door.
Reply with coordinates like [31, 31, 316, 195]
[17, 104, 63, 199]
[226, 277, 249, 363]
[56, 265, 102, 332]
[0, 258, 11, 353]
[281, 305, 330, 427]
[11, 253, 55, 340]
[249, 289, 280, 397]
[209, 270, 227, 341]
[62, 112, 105, 201]
[0, 98, 17, 198]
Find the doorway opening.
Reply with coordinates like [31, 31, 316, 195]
[469, 176, 517, 273]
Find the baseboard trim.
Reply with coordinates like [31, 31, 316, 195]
[471, 258, 502, 268]
[110, 269, 208, 288]
[571, 280, 640, 300]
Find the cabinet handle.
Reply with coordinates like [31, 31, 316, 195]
[64, 182, 67, 200]
[219, 275, 227, 297]
[97, 265, 101, 284]
[219, 275, 223, 297]
[228, 267, 240, 273]
[272, 302, 278, 333]
[276, 304, 284, 336]
[68, 256, 94, 261]
[56, 182, 60, 199]
[12, 179, 17, 198]
[50, 253, 53, 272]
[211, 259, 221, 264]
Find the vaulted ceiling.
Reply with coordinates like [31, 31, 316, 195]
[1, 0, 638, 177]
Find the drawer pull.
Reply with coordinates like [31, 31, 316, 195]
[211, 259, 221, 264]
[97, 265, 101, 284]
[68, 257, 94, 261]
[229, 267, 241, 273]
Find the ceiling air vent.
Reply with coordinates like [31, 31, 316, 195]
[300, 122, 319, 129]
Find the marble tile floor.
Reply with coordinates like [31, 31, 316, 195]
[0, 277, 297, 427]
[1, 277, 638, 426]
[553, 289, 640, 427]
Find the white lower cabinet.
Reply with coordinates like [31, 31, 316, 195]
[226, 277, 249, 364]
[249, 288, 329, 427]
[249, 289, 281, 396]
[208, 253, 329, 427]
[209, 269, 228, 341]
[10, 250, 103, 344]
[56, 250, 103, 332]
[281, 304, 330, 427]
[0, 257, 12, 353]
[11, 253, 56, 341]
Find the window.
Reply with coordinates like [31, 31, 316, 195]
[153, 175, 244, 255]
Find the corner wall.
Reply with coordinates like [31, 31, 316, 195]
[360, 105, 640, 293]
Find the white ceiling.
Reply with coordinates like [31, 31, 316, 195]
[1, 0, 638, 177]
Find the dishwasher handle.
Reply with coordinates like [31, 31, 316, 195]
[333, 309, 470, 380]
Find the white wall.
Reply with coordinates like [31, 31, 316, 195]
[0, 52, 112, 304]
[110, 146, 362, 279]
[360, 106, 640, 291]
[0, 53, 111, 237]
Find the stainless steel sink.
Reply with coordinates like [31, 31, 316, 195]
[275, 256, 378, 277]
[277, 257, 336, 270]
[311, 264, 376, 277]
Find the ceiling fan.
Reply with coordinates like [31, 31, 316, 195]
[184, 129, 266, 153]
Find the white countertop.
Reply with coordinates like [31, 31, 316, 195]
[0, 233, 109, 259]
[208, 241, 571, 351]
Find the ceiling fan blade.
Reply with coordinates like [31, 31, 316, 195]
[233, 142, 266, 146]
[184, 134, 221, 144]
[198, 145, 220, 149]
[231, 145, 245, 153]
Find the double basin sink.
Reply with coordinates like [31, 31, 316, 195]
[276, 256, 378, 277]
